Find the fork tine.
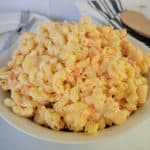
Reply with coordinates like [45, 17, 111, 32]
[88, 0, 94, 8]
[21, 18, 37, 33]
[98, 0, 114, 18]
[103, 0, 116, 17]
[20, 10, 30, 25]
[24, 11, 30, 21]
[88, 1, 118, 28]
[20, 11, 24, 24]
[118, 0, 124, 12]
[109, 0, 120, 13]
[90, 0, 111, 19]
[91, 1, 102, 11]
[114, 0, 123, 12]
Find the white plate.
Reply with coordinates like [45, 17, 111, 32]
[0, 12, 150, 144]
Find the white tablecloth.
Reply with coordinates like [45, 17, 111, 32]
[0, 0, 80, 21]
[0, 0, 150, 150]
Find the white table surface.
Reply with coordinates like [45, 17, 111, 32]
[0, 0, 150, 149]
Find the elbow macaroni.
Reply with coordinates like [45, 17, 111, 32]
[0, 17, 149, 134]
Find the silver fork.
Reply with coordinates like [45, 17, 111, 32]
[102, 0, 124, 28]
[0, 11, 30, 52]
[16, 10, 30, 32]
[88, 0, 122, 29]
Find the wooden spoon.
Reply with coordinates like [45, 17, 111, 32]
[120, 10, 150, 38]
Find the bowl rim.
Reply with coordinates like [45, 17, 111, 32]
[0, 16, 150, 143]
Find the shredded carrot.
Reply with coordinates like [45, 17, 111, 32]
[108, 74, 117, 80]
[97, 68, 105, 77]
[88, 51, 96, 59]
[21, 85, 30, 94]
[87, 42, 100, 50]
[52, 39, 60, 47]
[18, 101, 27, 109]
[81, 73, 87, 80]
[89, 104, 102, 120]
[10, 72, 16, 80]
[85, 83, 93, 88]
[128, 56, 137, 66]
[119, 99, 126, 110]
[64, 100, 73, 106]
[86, 32, 99, 39]
[89, 104, 96, 113]
[22, 85, 30, 90]
[72, 66, 87, 79]
[72, 67, 82, 77]
[43, 49, 49, 55]
[138, 103, 144, 107]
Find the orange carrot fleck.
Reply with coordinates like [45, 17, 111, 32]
[89, 104, 96, 113]
[43, 49, 49, 55]
[22, 85, 30, 90]
[86, 32, 99, 39]
[18, 101, 26, 109]
[72, 67, 82, 77]
[81, 73, 87, 80]
[97, 68, 105, 77]
[88, 51, 96, 59]
[87, 42, 100, 50]
[119, 99, 126, 110]
[128, 56, 137, 66]
[10, 72, 16, 80]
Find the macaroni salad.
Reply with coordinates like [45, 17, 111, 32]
[0, 17, 149, 134]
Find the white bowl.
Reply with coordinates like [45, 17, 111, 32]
[0, 26, 150, 143]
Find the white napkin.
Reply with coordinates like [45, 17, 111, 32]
[0, 13, 20, 34]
